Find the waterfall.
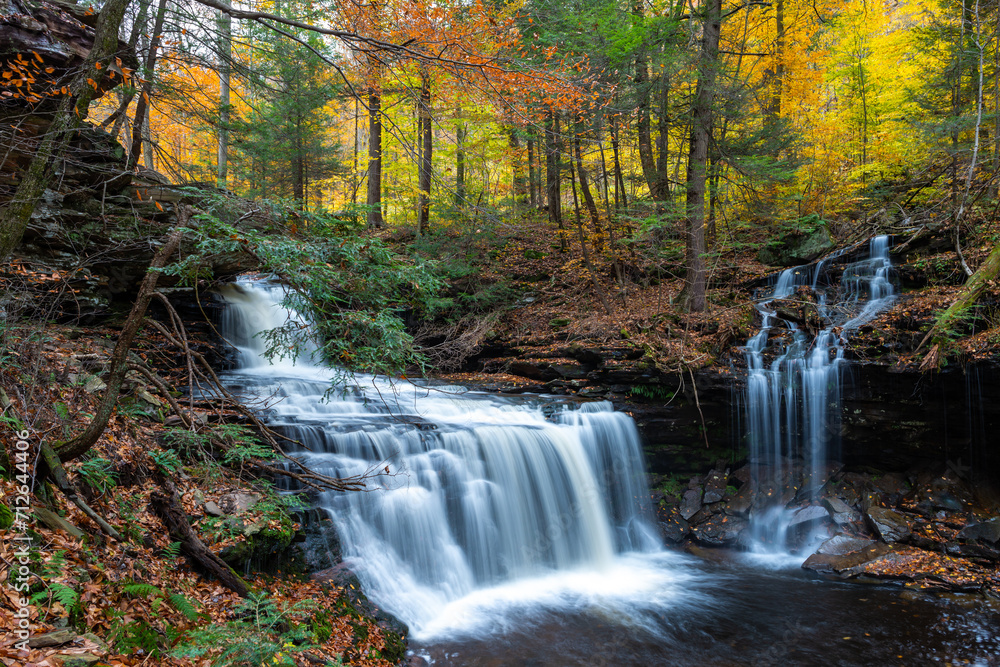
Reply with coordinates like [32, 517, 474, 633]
[743, 236, 896, 553]
[216, 279, 675, 640]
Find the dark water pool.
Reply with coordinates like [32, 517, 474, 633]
[410, 554, 1000, 666]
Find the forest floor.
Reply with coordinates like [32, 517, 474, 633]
[0, 318, 401, 667]
[388, 212, 1000, 382]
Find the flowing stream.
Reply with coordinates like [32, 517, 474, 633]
[215, 276, 999, 666]
[743, 236, 896, 555]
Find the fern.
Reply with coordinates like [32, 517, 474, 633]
[51, 583, 79, 608]
[163, 541, 182, 559]
[168, 593, 201, 622]
[123, 582, 163, 598]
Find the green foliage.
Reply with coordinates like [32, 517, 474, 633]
[172, 592, 323, 667]
[629, 384, 675, 401]
[176, 200, 443, 376]
[74, 456, 118, 496]
[122, 580, 201, 622]
[150, 448, 183, 476]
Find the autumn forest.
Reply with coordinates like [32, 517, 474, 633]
[3, 0, 1000, 664]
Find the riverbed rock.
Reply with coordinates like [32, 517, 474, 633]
[865, 506, 912, 543]
[691, 514, 748, 546]
[659, 507, 690, 543]
[957, 518, 1000, 545]
[802, 535, 891, 576]
[789, 504, 829, 528]
[702, 469, 728, 503]
[725, 484, 754, 517]
[822, 496, 862, 526]
[680, 487, 702, 521]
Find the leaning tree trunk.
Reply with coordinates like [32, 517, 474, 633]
[919, 241, 1000, 369]
[0, 0, 134, 262]
[56, 218, 186, 462]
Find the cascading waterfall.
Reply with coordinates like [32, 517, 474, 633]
[215, 280, 686, 641]
[743, 236, 896, 552]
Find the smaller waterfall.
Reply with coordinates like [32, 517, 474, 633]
[743, 236, 896, 553]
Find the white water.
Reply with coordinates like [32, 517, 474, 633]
[743, 236, 896, 556]
[216, 280, 701, 641]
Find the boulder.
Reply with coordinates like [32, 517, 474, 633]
[702, 469, 728, 504]
[822, 496, 862, 526]
[725, 484, 754, 517]
[218, 492, 259, 515]
[680, 487, 702, 521]
[692, 514, 748, 546]
[659, 507, 690, 544]
[28, 629, 78, 648]
[957, 517, 1000, 545]
[865, 506, 912, 543]
[802, 535, 891, 576]
[204, 501, 224, 517]
[758, 225, 835, 267]
[788, 504, 829, 529]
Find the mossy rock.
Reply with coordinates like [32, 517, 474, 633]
[218, 519, 298, 573]
[0, 501, 13, 530]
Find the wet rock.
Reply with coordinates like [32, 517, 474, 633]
[219, 492, 258, 515]
[659, 507, 690, 543]
[822, 496, 862, 526]
[729, 465, 752, 486]
[692, 514, 748, 546]
[29, 629, 78, 648]
[873, 473, 909, 502]
[680, 487, 702, 521]
[957, 518, 1000, 545]
[687, 506, 714, 527]
[802, 536, 891, 576]
[865, 506, 912, 543]
[788, 504, 829, 528]
[702, 469, 728, 504]
[725, 484, 754, 517]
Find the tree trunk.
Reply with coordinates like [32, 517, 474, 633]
[510, 128, 528, 208]
[127, 0, 168, 170]
[366, 85, 384, 228]
[0, 0, 134, 262]
[569, 145, 613, 315]
[456, 111, 467, 206]
[217, 8, 231, 188]
[417, 72, 432, 234]
[573, 131, 603, 251]
[610, 114, 627, 210]
[684, 0, 723, 313]
[546, 111, 566, 251]
[56, 219, 186, 461]
[633, 8, 660, 200]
